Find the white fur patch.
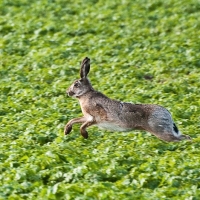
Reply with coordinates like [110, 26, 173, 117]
[97, 122, 131, 132]
[84, 113, 93, 122]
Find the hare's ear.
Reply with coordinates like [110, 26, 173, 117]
[80, 57, 90, 78]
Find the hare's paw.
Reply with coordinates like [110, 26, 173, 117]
[64, 124, 72, 135]
[80, 129, 88, 139]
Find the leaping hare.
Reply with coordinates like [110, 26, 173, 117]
[64, 57, 191, 142]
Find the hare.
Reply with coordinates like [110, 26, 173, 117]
[64, 57, 191, 142]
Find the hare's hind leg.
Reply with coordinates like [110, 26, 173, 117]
[148, 120, 184, 142]
[148, 108, 191, 142]
[148, 125, 183, 142]
[152, 131, 191, 142]
[152, 131, 182, 142]
[148, 120, 191, 142]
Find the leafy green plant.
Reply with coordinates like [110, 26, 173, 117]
[0, 0, 200, 199]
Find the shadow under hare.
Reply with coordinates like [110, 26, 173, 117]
[64, 57, 191, 142]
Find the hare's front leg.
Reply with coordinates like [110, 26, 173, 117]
[80, 120, 96, 139]
[64, 117, 86, 135]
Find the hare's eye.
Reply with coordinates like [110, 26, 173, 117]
[74, 82, 79, 87]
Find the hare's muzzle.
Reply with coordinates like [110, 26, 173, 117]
[67, 89, 75, 97]
[68, 91, 75, 96]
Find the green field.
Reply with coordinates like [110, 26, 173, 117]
[1, 0, 200, 199]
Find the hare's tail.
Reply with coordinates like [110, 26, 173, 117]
[173, 123, 181, 136]
[173, 123, 192, 141]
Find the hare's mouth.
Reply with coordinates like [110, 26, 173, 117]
[68, 91, 75, 96]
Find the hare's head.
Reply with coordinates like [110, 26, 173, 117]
[67, 57, 93, 98]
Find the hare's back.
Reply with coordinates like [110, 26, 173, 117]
[117, 103, 171, 128]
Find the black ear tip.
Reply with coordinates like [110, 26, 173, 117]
[80, 57, 91, 78]
[84, 57, 90, 61]
[81, 57, 90, 65]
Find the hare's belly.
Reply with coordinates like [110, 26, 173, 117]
[96, 122, 132, 132]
